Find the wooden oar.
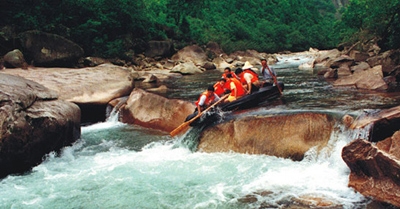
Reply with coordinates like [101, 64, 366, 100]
[170, 94, 229, 137]
[265, 65, 282, 95]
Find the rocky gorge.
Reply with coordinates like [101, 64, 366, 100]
[1, 30, 400, 207]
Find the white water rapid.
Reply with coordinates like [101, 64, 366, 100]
[0, 112, 370, 208]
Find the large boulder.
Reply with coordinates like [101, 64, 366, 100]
[1, 63, 134, 104]
[366, 49, 400, 74]
[171, 45, 208, 66]
[18, 30, 84, 67]
[349, 105, 400, 143]
[0, 74, 80, 178]
[120, 88, 195, 132]
[145, 40, 174, 58]
[3, 49, 27, 68]
[342, 136, 400, 207]
[229, 50, 264, 66]
[205, 41, 224, 58]
[170, 62, 203, 75]
[198, 113, 335, 160]
[314, 49, 341, 67]
[333, 65, 388, 90]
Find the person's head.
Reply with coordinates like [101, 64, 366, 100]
[224, 67, 231, 74]
[261, 58, 268, 67]
[226, 74, 233, 79]
[220, 78, 226, 85]
[235, 68, 243, 76]
[206, 85, 214, 95]
[242, 61, 253, 70]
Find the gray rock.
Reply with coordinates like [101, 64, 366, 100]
[0, 74, 80, 178]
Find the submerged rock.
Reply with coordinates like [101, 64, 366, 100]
[198, 113, 335, 160]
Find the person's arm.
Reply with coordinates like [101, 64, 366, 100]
[271, 66, 276, 76]
[244, 73, 252, 94]
[261, 67, 268, 80]
[231, 82, 238, 99]
[213, 93, 220, 102]
[197, 95, 206, 115]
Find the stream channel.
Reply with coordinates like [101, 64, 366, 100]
[1, 54, 400, 208]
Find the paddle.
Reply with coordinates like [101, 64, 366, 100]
[170, 94, 229, 137]
[265, 65, 282, 95]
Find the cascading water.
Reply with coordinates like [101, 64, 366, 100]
[1, 54, 399, 208]
[0, 114, 372, 209]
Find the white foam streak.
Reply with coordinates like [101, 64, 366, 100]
[0, 121, 370, 208]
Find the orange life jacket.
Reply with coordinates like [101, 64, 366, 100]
[213, 82, 225, 97]
[228, 78, 246, 97]
[239, 69, 259, 84]
[195, 91, 216, 107]
[222, 72, 238, 80]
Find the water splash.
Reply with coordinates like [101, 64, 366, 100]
[105, 105, 120, 122]
[174, 108, 230, 152]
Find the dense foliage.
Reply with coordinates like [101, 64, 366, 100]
[0, 0, 398, 58]
[335, 0, 400, 51]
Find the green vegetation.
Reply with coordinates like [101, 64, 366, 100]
[335, 0, 400, 51]
[0, 0, 398, 58]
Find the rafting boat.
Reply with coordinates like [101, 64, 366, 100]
[188, 82, 284, 127]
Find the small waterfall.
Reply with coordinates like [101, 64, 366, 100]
[105, 105, 120, 122]
[174, 108, 229, 151]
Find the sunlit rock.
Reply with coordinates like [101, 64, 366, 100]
[198, 113, 335, 160]
[1, 63, 134, 104]
[342, 114, 354, 128]
[329, 55, 354, 69]
[333, 65, 388, 90]
[337, 65, 352, 77]
[170, 62, 203, 75]
[314, 49, 341, 67]
[229, 50, 263, 66]
[0, 74, 80, 178]
[171, 45, 208, 66]
[212, 56, 232, 71]
[350, 61, 370, 73]
[349, 50, 370, 62]
[298, 58, 315, 70]
[342, 137, 400, 207]
[146, 85, 168, 94]
[3, 49, 27, 68]
[120, 88, 195, 132]
[350, 105, 400, 130]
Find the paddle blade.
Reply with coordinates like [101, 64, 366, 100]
[170, 121, 191, 137]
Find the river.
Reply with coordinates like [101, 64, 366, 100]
[1, 54, 400, 208]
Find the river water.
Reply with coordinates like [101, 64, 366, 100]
[1, 55, 400, 208]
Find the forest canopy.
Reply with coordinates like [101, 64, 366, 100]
[0, 0, 399, 58]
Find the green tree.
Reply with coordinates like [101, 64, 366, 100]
[336, 0, 400, 50]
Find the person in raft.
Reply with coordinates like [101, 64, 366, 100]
[224, 73, 246, 102]
[213, 78, 227, 97]
[235, 62, 261, 94]
[260, 58, 276, 86]
[196, 85, 221, 114]
[221, 67, 239, 80]
[185, 85, 221, 121]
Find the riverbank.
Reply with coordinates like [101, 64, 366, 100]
[1, 45, 400, 207]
